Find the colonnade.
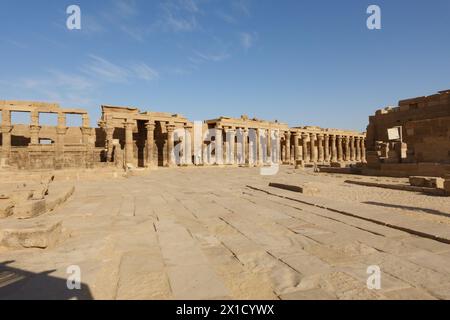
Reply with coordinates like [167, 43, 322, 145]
[0, 108, 91, 168]
[281, 131, 366, 164]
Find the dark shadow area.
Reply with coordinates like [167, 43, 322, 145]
[0, 261, 93, 300]
[363, 201, 450, 218]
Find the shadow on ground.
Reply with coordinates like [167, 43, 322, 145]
[0, 261, 93, 300]
[363, 201, 450, 218]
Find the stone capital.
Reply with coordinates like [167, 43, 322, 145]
[56, 127, 67, 135]
[166, 124, 175, 132]
[29, 125, 41, 133]
[81, 127, 92, 135]
[124, 121, 135, 130]
[146, 121, 156, 130]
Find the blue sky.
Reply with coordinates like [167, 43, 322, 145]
[0, 0, 449, 130]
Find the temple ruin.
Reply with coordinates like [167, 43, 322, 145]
[365, 89, 450, 177]
[0, 101, 367, 171]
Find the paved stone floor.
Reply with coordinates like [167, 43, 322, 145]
[1, 166, 450, 300]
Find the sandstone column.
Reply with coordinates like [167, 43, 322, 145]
[1, 110, 12, 166]
[350, 136, 355, 161]
[124, 120, 135, 166]
[293, 132, 299, 162]
[343, 136, 350, 161]
[243, 128, 249, 165]
[331, 135, 337, 162]
[184, 125, 193, 165]
[227, 128, 236, 165]
[324, 134, 330, 162]
[215, 126, 223, 165]
[166, 123, 175, 167]
[356, 137, 362, 162]
[301, 133, 309, 163]
[105, 126, 115, 162]
[337, 135, 343, 162]
[285, 132, 291, 164]
[255, 128, 261, 166]
[317, 134, 324, 163]
[146, 121, 156, 167]
[361, 138, 367, 163]
[267, 129, 272, 164]
[55, 113, 67, 169]
[29, 110, 40, 145]
[310, 133, 317, 163]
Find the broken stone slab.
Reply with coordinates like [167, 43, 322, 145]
[14, 199, 46, 219]
[0, 221, 62, 249]
[10, 190, 33, 203]
[0, 199, 15, 218]
[409, 176, 445, 189]
[269, 182, 320, 196]
[345, 180, 448, 196]
[31, 175, 55, 200]
[45, 185, 75, 212]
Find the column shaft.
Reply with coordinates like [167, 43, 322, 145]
[146, 122, 155, 167]
[285, 132, 291, 164]
[293, 133, 299, 162]
[166, 124, 175, 167]
[337, 135, 343, 162]
[302, 133, 309, 163]
[318, 134, 324, 162]
[324, 134, 330, 162]
[124, 121, 134, 166]
[331, 135, 337, 162]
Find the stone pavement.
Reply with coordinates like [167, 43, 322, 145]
[1, 167, 450, 300]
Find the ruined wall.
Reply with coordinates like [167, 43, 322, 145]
[366, 90, 450, 164]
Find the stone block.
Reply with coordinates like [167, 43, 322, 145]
[14, 199, 46, 219]
[269, 182, 320, 196]
[409, 176, 445, 189]
[0, 199, 14, 218]
[0, 221, 62, 249]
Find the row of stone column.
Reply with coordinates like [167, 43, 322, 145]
[1, 110, 92, 168]
[102, 122, 366, 168]
[202, 127, 281, 166]
[283, 132, 366, 164]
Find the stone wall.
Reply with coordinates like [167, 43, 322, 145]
[366, 89, 450, 164]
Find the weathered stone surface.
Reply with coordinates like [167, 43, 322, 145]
[0, 199, 14, 218]
[409, 176, 445, 189]
[14, 199, 46, 219]
[269, 182, 319, 195]
[0, 221, 62, 249]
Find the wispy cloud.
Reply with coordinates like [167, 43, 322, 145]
[82, 54, 160, 83]
[158, 0, 202, 32]
[0, 70, 97, 108]
[233, 0, 251, 17]
[240, 32, 257, 51]
[131, 63, 160, 81]
[83, 55, 129, 83]
[193, 50, 230, 63]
